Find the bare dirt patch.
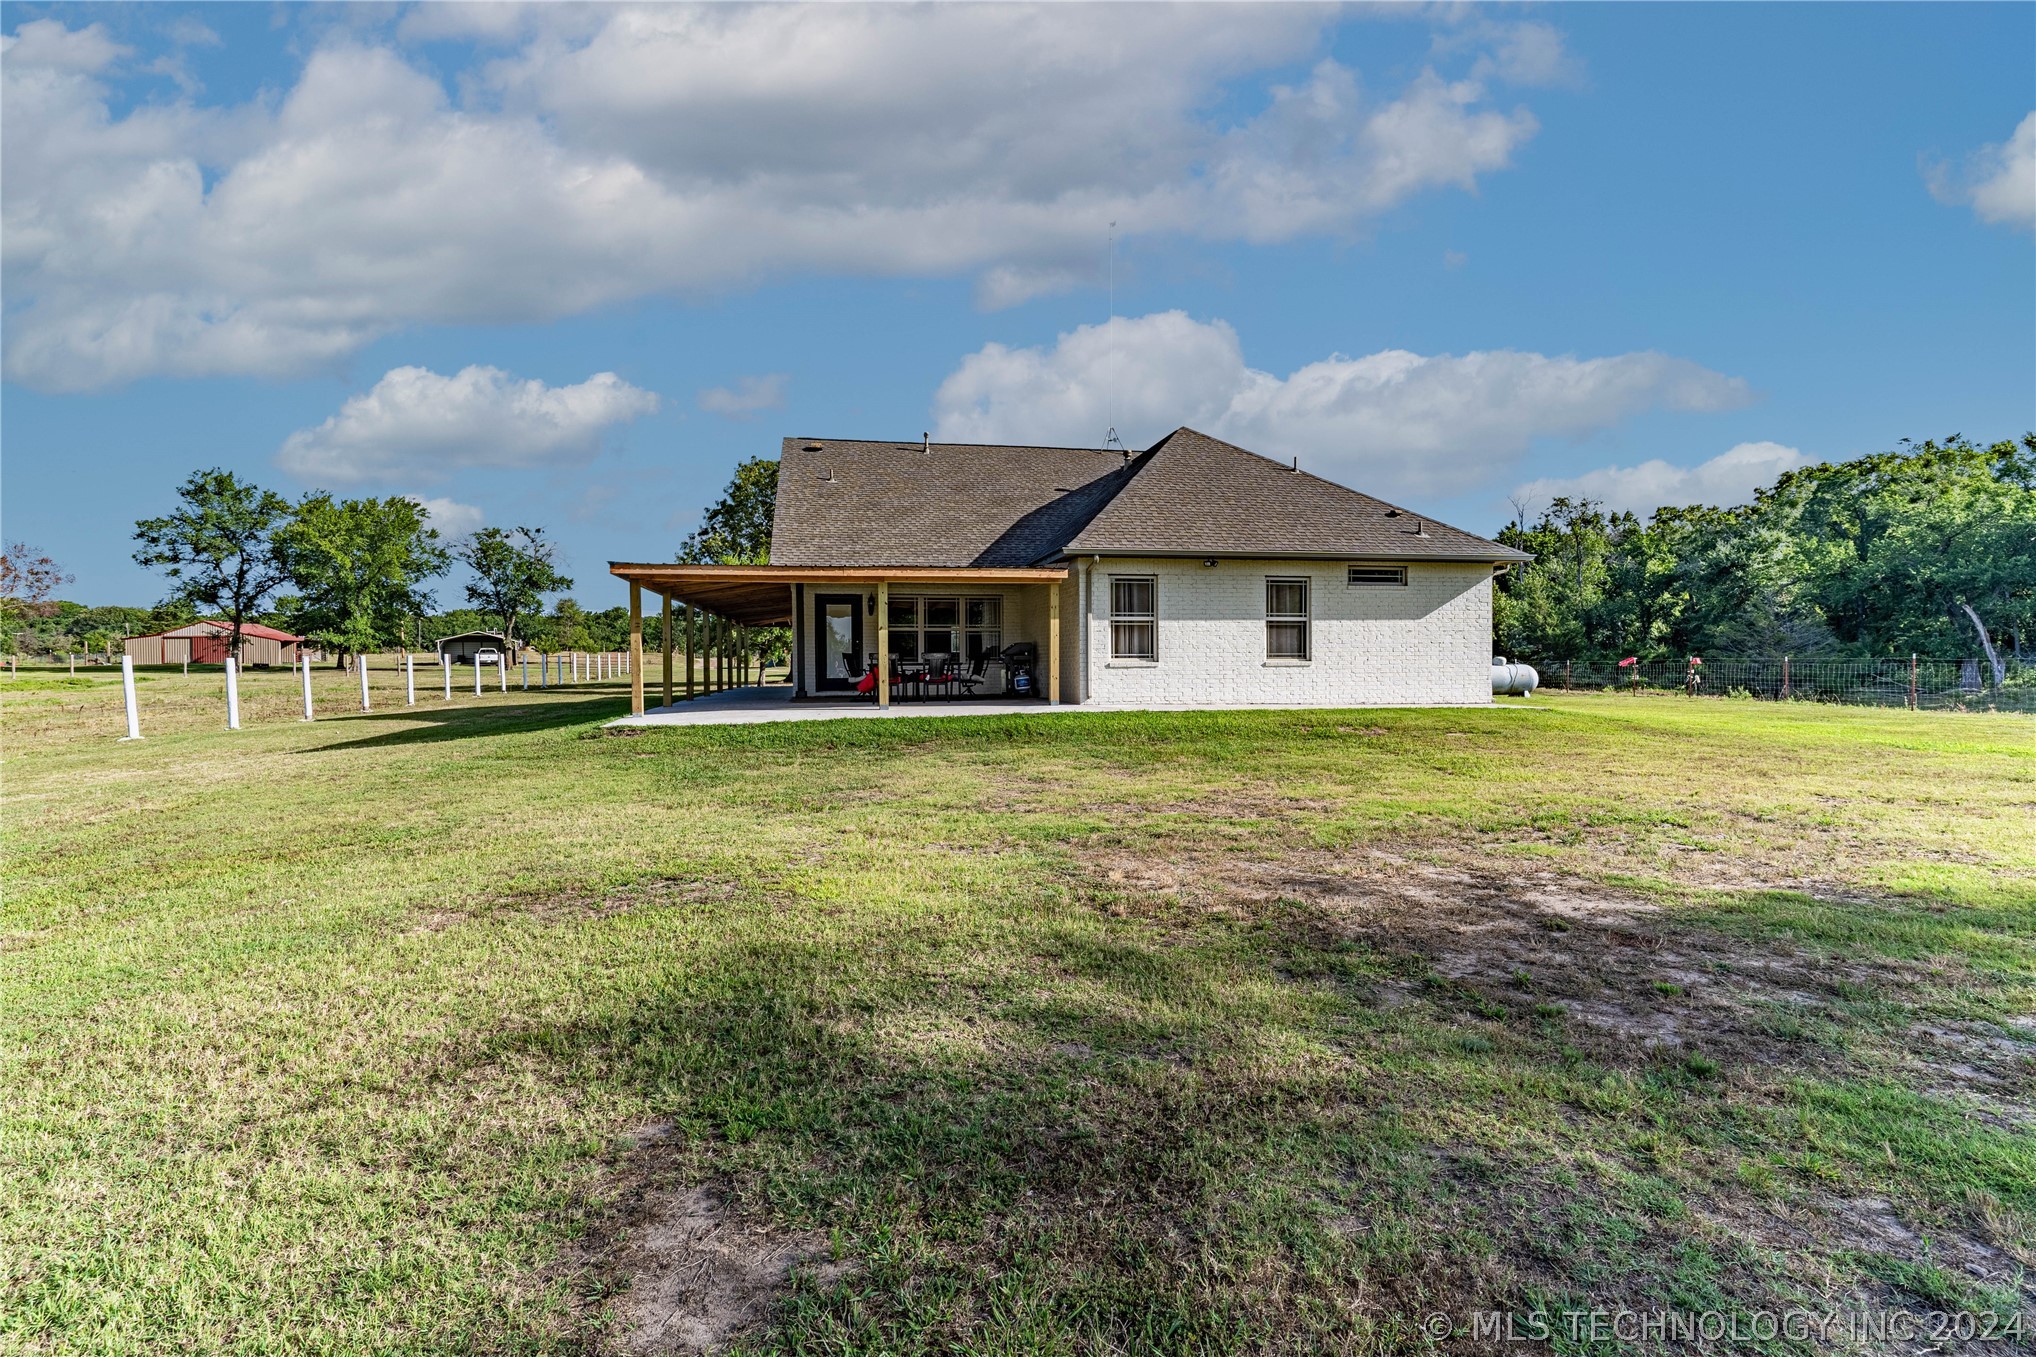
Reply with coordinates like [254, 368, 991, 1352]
[1078, 843, 1976, 1076]
[572, 1121, 854, 1357]
[484, 876, 744, 925]
[1076, 841, 2036, 1333]
[606, 1184, 844, 1355]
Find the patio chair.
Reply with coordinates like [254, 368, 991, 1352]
[921, 653, 959, 700]
[954, 656, 987, 696]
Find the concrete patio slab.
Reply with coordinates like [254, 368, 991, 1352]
[607, 686, 1063, 726]
[606, 685, 1518, 727]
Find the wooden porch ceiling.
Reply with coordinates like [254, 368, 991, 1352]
[607, 563, 1069, 627]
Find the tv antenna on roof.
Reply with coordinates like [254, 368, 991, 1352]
[1104, 220, 1124, 453]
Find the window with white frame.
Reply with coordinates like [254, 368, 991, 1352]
[1266, 578, 1310, 660]
[886, 594, 1003, 663]
[964, 597, 1002, 660]
[1110, 576, 1157, 659]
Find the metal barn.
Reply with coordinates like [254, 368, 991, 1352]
[435, 632, 518, 664]
[124, 620, 308, 667]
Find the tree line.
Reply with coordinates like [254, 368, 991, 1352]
[3, 471, 572, 666]
[1494, 435, 2035, 678]
[3, 458, 791, 668]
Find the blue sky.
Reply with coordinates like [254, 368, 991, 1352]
[4, 2, 2032, 607]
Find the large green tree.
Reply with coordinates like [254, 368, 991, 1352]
[133, 470, 292, 661]
[678, 458, 785, 671]
[678, 458, 778, 564]
[456, 527, 571, 651]
[1494, 434, 2036, 665]
[0, 543, 72, 652]
[274, 495, 450, 667]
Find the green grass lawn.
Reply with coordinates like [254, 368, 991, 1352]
[4, 664, 2032, 1355]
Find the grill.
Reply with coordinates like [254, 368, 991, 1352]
[998, 642, 1040, 696]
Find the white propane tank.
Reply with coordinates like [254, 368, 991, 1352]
[1492, 656, 1540, 696]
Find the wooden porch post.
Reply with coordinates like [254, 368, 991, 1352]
[684, 604, 696, 699]
[791, 584, 805, 696]
[628, 582, 644, 716]
[1047, 580, 1062, 705]
[876, 582, 891, 709]
[660, 591, 674, 709]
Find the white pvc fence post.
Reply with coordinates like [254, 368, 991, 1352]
[359, 656, 371, 711]
[474, 659, 482, 696]
[539, 653, 547, 688]
[120, 655, 141, 740]
[301, 655, 314, 721]
[499, 657, 507, 693]
[225, 656, 241, 731]
[442, 658, 451, 701]
[406, 654, 416, 705]
[521, 655, 528, 690]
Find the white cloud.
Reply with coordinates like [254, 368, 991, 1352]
[277, 365, 658, 484]
[697, 373, 787, 418]
[1, 18, 128, 71]
[1511, 441, 1811, 517]
[3, 8, 1556, 389]
[1450, 20, 1585, 90]
[931, 311, 1750, 498]
[406, 495, 485, 536]
[167, 16, 222, 49]
[1926, 112, 2036, 233]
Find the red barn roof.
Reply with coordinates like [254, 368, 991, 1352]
[128, 619, 305, 643]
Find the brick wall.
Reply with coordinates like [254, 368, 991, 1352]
[1074, 558, 1493, 707]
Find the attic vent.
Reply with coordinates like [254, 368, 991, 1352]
[802, 443, 823, 451]
[1348, 565, 1408, 587]
[1383, 509, 1402, 518]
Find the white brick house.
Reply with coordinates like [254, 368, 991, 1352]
[610, 427, 1528, 713]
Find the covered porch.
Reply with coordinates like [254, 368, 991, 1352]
[606, 563, 1070, 718]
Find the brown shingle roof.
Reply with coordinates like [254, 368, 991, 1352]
[1067, 428, 1530, 561]
[770, 437, 1137, 567]
[768, 428, 1527, 567]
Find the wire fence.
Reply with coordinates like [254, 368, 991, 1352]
[1530, 656, 2035, 713]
